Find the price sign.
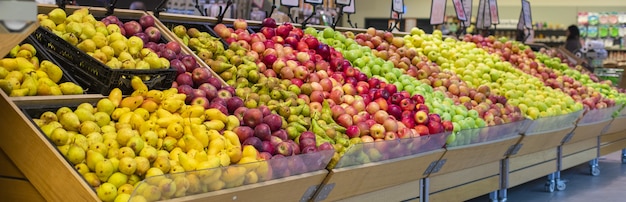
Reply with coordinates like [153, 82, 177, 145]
[391, 11, 400, 20]
[336, 0, 350, 6]
[482, 0, 492, 28]
[452, 0, 466, 21]
[477, 0, 485, 28]
[489, 0, 499, 24]
[252, 0, 264, 8]
[304, 0, 323, 5]
[343, 0, 356, 14]
[461, 0, 473, 27]
[392, 0, 405, 14]
[430, 0, 447, 25]
[522, 0, 532, 28]
[280, 0, 299, 7]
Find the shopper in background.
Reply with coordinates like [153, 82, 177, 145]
[129, 1, 146, 11]
[565, 25, 583, 54]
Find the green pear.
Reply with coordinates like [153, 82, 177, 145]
[96, 182, 118, 202]
[135, 60, 151, 70]
[79, 121, 100, 135]
[47, 8, 66, 24]
[74, 108, 95, 123]
[92, 33, 108, 48]
[118, 157, 137, 175]
[141, 184, 161, 202]
[117, 183, 134, 195]
[94, 112, 111, 127]
[117, 147, 136, 159]
[86, 132, 103, 144]
[113, 193, 130, 202]
[126, 136, 145, 154]
[79, 23, 96, 40]
[109, 157, 119, 173]
[72, 135, 89, 151]
[89, 142, 109, 156]
[106, 24, 122, 35]
[107, 172, 128, 188]
[127, 174, 141, 186]
[56, 107, 73, 119]
[77, 39, 97, 53]
[74, 163, 90, 175]
[116, 128, 136, 146]
[40, 111, 58, 123]
[50, 127, 69, 146]
[40, 121, 62, 137]
[139, 146, 158, 163]
[95, 159, 115, 181]
[110, 40, 128, 57]
[82, 172, 101, 187]
[140, 131, 158, 147]
[127, 36, 143, 56]
[86, 150, 105, 171]
[107, 147, 119, 159]
[67, 145, 86, 164]
[134, 156, 151, 176]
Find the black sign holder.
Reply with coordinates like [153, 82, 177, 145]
[194, 0, 207, 16]
[301, 0, 323, 28]
[266, 0, 278, 20]
[389, 0, 404, 32]
[154, 0, 169, 18]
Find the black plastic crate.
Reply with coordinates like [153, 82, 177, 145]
[31, 27, 177, 95]
[160, 20, 230, 48]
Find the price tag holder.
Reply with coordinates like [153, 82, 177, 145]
[461, 0, 473, 27]
[430, 0, 447, 25]
[304, 0, 323, 5]
[452, 0, 467, 21]
[393, 0, 405, 14]
[280, 0, 300, 7]
[518, 0, 532, 29]
[343, 0, 356, 14]
[489, 0, 500, 24]
[336, 0, 351, 6]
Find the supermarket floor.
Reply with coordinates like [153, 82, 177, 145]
[468, 151, 626, 202]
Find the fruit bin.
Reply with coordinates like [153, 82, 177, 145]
[507, 110, 584, 158]
[129, 150, 333, 201]
[310, 132, 450, 201]
[565, 105, 621, 144]
[32, 7, 178, 95]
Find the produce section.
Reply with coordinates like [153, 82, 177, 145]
[2, 4, 626, 202]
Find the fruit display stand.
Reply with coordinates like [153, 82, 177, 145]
[424, 120, 528, 202]
[599, 108, 626, 159]
[309, 133, 450, 201]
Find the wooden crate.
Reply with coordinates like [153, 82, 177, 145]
[428, 136, 521, 177]
[315, 149, 445, 201]
[567, 120, 612, 144]
[428, 161, 500, 202]
[508, 127, 574, 158]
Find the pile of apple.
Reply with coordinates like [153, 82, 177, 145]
[39, 8, 174, 70]
[0, 43, 84, 96]
[411, 29, 582, 120]
[338, 28, 523, 127]
[474, 35, 619, 110]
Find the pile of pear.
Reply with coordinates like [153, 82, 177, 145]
[39, 8, 170, 70]
[0, 43, 83, 96]
[33, 77, 270, 202]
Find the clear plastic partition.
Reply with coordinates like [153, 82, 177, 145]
[525, 110, 584, 135]
[579, 105, 622, 125]
[129, 150, 333, 201]
[333, 132, 451, 169]
[447, 119, 529, 147]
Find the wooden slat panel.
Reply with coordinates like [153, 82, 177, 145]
[337, 180, 421, 202]
[0, 22, 39, 59]
[0, 177, 45, 202]
[563, 138, 597, 156]
[511, 128, 571, 158]
[429, 176, 499, 202]
[568, 121, 611, 143]
[508, 160, 556, 188]
[320, 149, 444, 201]
[0, 148, 24, 179]
[170, 171, 327, 202]
[0, 91, 98, 201]
[601, 131, 626, 145]
[562, 149, 597, 170]
[509, 149, 557, 171]
[429, 161, 500, 193]
[430, 136, 520, 177]
[605, 117, 626, 134]
[600, 139, 626, 156]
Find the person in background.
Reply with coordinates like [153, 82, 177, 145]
[565, 25, 583, 53]
[129, 1, 146, 11]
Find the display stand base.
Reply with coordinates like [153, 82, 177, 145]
[428, 161, 500, 202]
[509, 127, 574, 158]
[508, 149, 558, 188]
[315, 149, 445, 201]
[562, 138, 599, 171]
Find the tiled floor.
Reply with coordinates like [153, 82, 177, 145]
[468, 151, 626, 202]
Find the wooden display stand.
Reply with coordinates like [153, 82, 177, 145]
[562, 138, 599, 170]
[314, 149, 445, 201]
[508, 148, 557, 188]
[604, 116, 626, 135]
[566, 120, 613, 144]
[600, 130, 626, 156]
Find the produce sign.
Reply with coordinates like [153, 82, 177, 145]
[461, 0, 473, 27]
[343, 0, 356, 14]
[489, 0, 499, 24]
[430, 0, 447, 25]
[452, 0, 467, 22]
[280, 0, 299, 7]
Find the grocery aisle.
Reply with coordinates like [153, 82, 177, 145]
[468, 151, 626, 202]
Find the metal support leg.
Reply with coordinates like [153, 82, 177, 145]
[622, 149, 626, 164]
[498, 158, 508, 202]
[545, 173, 556, 192]
[546, 145, 567, 192]
[419, 178, 429, 202]
[489, 191, 498, 202]
[589, 159, 600, 176]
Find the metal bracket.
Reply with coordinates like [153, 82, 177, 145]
[300, 185, 319, 202]
[510, 144, 523, 156]
[154, 0, 169, 18]
[600, 124, 610, 135]
[562, 132, 575, 144]
[430, 159, 447, 174]
[423, 160, 439, 176]
[313, 183, 335, 201]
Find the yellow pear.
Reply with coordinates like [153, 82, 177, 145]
[47, 8, 66, 24]
[0, 79, 14, 94]
[96, 182, 118, 202]
[94, 158, 115, 181]
[118, 157, 137, 175]
[74, 163, 90, 175]
[117, 184, 134, 195]
[134, 156, 151, 176]
[107, 172, 128, 188]
[86, 150, 105, 171]
[59, 112, 80, 132]
[82, 172, 102, 187]
[59, 82, 83, 95]
[67, 145, 86, 164]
